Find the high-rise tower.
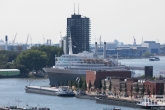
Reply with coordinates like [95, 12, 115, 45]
[66, 7, 91, 54]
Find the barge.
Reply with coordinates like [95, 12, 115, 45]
[25, 86, 75, 97]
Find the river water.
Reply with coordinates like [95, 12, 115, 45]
[0, 57, 165, 110]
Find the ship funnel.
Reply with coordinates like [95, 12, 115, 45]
[5, 35, 8, 50]
[103, 42, 106, 58]
[69, 36, 73, 55]
[95, 42, 97, 56]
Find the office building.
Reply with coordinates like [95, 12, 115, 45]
[66, 13, 91, 54]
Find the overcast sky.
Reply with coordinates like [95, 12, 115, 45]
[0, 0, 165, 45]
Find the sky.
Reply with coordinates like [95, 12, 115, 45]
[0, 0, 165, 45]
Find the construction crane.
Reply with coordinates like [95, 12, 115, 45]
[12, 33, 17, 51]
[133, 36, 136, 45]
[26, 34, 29, 50]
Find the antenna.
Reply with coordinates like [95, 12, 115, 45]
[78, 3, 79, 14]
[74, 3, 75, 14]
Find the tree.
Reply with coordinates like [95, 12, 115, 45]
[159, 84, 164, 95]
[15, 49, 48, 73]
[103, 80, 106, 92]
[70, 80, 73, 89]
[88, 80, 92, 92]
[68, 80, 71, 88]
[73, 79, 78, 89]
[94, 80, 97, 90]
[125, 83, 127, 95]
[82, 80, 87, 90]
[99, 80, 102, 90]
[147, 87, 151, 95]
[153, 87, 155, 95]
[119, 84, 122, 93]
[78, 77, 83, 89]
[109, 80, 112, 91]
[159, 75, 163, 80]
[130, 85, 133, 98]
[31, 45, 63, 67]
[142, 51, 153, 58]
[135, 83, 139, 95]
[141, 84, 145, 97]
[114, 86, 116, 96]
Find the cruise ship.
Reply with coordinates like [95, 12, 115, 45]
[43, 37, 128, 86]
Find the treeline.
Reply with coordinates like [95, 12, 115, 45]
[58, 77, 87, 90]
[0, 45, 63, 76]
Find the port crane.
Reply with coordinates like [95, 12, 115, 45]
[133, 36, 136, 45]
[12, 33, 17, 51]
[26, 34, 30, 50]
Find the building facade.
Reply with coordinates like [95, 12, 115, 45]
[66, 14, 91, 54]
[86, 70, 131, 91]
[141, 41, 160, 54]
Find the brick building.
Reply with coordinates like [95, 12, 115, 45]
[86, 70, 131, 90]
[143, 80, 164, 95]
[101, 77, 125, 95]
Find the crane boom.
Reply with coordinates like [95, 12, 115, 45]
[12, 33, 17, 46]
[26, 34, 30, 50]
[26, 34, 29, 45]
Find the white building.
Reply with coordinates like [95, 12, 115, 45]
[141, 41, 160, 54]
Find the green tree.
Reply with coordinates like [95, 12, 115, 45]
[125, 83, 127, 95]
[88, 80, 92, 92]
[159, 84, 164, 95]
[82, 80, 87, 90]
[103, 80, 106, 91]
[99, 80, 102, 90]
[73, 79, 78, 89]
[141, 84, 145, 97]
[130, 85, 133, 98]
[68, 80, 71, 87]
[153, 87, 155, 95]
[135, 83, 139, 95]
[31, 45, 63, 67]
[0, 50, 26, 74]
[78, 77, 83, 89]
[15, 49, 48, 73]
[114, 86, 116, 96]
[109, 80, 112, 91]
[94, 80, 97, 90]
[142, 51, 153, 58]
[147, 87, 151, 95]
[119, 84, 122, 93]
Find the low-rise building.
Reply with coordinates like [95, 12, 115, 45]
[143, 80, 164, 95]
[86, 70, 131, 91]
